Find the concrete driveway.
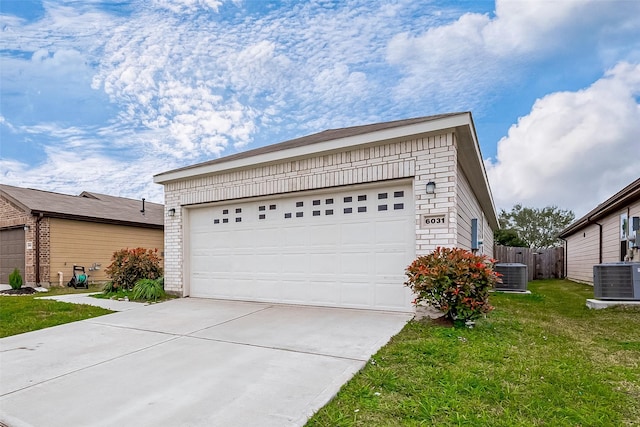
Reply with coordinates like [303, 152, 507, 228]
[0, 298, 411, 427]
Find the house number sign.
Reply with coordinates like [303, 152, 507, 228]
[422, 214, 447, 228]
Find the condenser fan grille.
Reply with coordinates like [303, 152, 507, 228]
[494, 263, 528, 291]
[594, 265, 634, 299]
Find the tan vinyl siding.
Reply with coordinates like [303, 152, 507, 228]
[601, 213, 622, 262]
[456, 164, 494, 257]
[482, 215, 494, 258]
[565, 200, 640, 283]
[49, 218, 164, 284]
[565, 224, 600, 283]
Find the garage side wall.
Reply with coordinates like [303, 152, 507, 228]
[163, 133, 459, 295]
[565, 224, 600, 284]
[456, 164, 494, 258]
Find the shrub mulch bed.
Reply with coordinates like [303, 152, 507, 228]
[0, 287, 38, 295]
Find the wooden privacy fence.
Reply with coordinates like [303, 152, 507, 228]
[493, 245, 564, 281]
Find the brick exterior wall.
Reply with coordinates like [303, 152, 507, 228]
[2, 196, 55, 286]
[162, 132, 459, 294]
[38, 218, 51, 286]
[0, 195, 37, 284]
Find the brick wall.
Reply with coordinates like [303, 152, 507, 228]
[1, 196, 52, 286]
[162, 132, 459, 294]
[38, 218, 51, 286]
[1, 196, 33, 284]
[0, 196, 30, 228]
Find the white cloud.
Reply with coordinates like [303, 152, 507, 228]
[0, 145, 170, 203]
[486, 62, 640, 217]
[387, 0, 640, 104]
[151, 0, 226, 14]
[88, 1, 422, 157]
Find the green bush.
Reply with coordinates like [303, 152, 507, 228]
[405, 247, 499, 323]
[105, 248, 163, 290]
[132, 278, 165, 301]
[9, 268, 23, 290]
[102, 281, 116, 293]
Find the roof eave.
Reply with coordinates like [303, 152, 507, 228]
[0, 190, 32, 214]
[559, 178, 640, 237]
[31, 210, 164, 229]
[154, 113, 472, 184]
[455, 121, 500, 231]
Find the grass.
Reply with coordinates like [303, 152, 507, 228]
[93, 286, 175, 302]
[306, 280, 640, 426]
[0, 285, 113, 338]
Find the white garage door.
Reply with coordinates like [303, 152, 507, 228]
[188, 182, 416, 311]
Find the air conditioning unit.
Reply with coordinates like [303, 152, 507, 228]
[494, 263, 528, 291]
[593, 262, 640, 300]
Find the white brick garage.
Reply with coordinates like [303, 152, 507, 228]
[155, 113, 499, 312]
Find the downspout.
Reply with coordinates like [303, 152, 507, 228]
[627, 206, 633, 261]
[559, 237, 567, 278]
[595, 222, 603, 264]
[35, 213, 43, 286]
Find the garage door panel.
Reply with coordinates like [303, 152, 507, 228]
[340, 222, 374, 245]
[189, 183, 415, 312]
[233, 229, 258, 247]
[313, 224, 340, 245]
[308, 253, 339, 273]
[341, 282, 373, 306]
[375, 251, 411, 276]
[282, 227, 309, 247]
[374, 284, 413, 308]
[252, 255, 281, 273]
[341, 253, 371, 274]
[376, 219, 414, 244]
[0, 228, 26, 284]
[233, 279, 268, 299]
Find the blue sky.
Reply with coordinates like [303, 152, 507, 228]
[1, 0, 639, 217]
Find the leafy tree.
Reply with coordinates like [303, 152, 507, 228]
[497, 204, 575, 248]
[494, 228, 528, 247]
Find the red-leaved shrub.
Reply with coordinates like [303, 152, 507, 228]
[105, 248, 163, 290]
[405, 247, 500, 323]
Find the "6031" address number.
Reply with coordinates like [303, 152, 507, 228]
[422, 214, 447, 228]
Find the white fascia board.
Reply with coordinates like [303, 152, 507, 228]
[154, 113, 471, 184]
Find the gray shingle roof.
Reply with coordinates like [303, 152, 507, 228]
[158, 113, 465, 176]
[0, 185, 163, 228]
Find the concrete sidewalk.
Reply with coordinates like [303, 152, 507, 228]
[0, 284, 147, 311]
[36, 292, 148, 311]
[0, 298, 412, 427]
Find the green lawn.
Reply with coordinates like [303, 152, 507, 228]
[0, 285, 113, 338]
[306, 280, 640, 426]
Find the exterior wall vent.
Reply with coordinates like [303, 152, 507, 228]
[593, 262, 640, 300]
[494, 263, 528, 291]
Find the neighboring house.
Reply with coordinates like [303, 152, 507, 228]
[559, 178, 640, 284]
[154, 112, 499, 312]
[0, 185, 164, 286]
